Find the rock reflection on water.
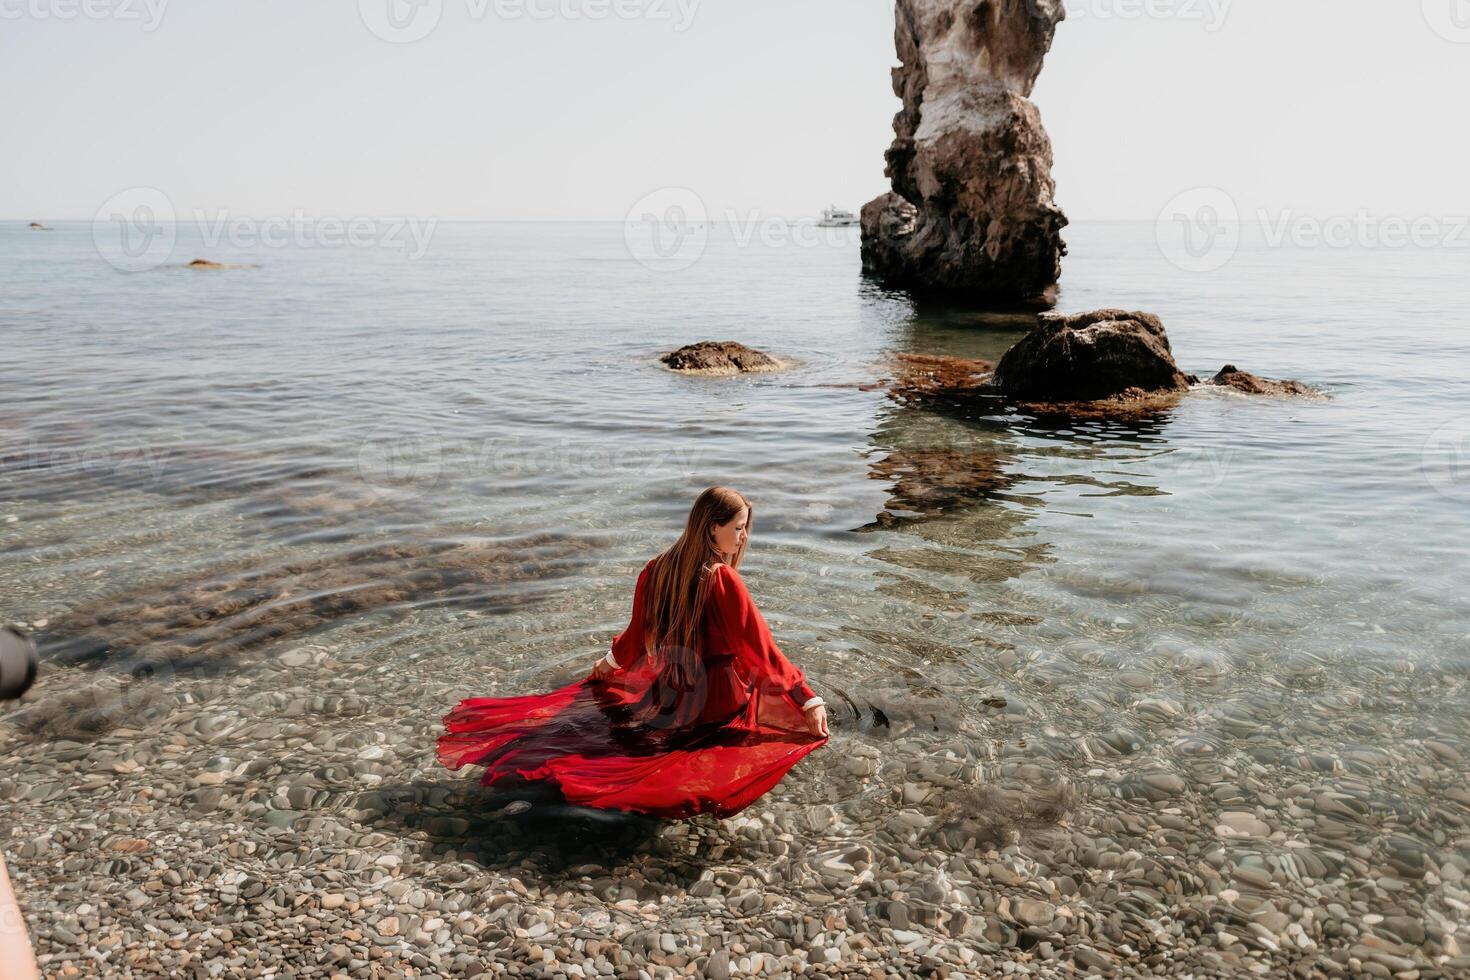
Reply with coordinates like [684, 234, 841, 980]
[858, 447, 1016, 532]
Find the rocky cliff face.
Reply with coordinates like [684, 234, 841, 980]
[862, 0, 1069, 307]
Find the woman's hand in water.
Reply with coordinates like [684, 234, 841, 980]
[804, 703, 829, 738]
[590, 656, 615, 682]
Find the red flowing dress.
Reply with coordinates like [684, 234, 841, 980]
[436, 559, 828, 819]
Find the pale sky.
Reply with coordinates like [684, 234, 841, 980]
[3, 0, 1466, 222]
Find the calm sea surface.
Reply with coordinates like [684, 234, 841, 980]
[2, 219, 1467, 827]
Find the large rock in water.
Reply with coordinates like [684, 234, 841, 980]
[660, 341, 785, 376]
[992, 309, 1191, 402]
[861, 0, 1068, 306]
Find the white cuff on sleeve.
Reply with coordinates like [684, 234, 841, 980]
[601, 650, 619, 669]
[801, 695, 825, 710]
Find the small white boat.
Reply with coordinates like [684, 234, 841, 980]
[816, 205, 859, 228]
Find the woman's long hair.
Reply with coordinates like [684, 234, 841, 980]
[643, 486, 752, 692]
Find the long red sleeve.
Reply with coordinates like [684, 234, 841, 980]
[609, 559, 655, 669]
[708, 563, 816, 708]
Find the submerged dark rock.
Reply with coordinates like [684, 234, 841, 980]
[660, 341, 785, 375]
[6, 531, 597, 738]
[1205, 364, 1324, 399]
[861, 0, 1069, 306]
[873, 351, 995, 407]
[992, 309, 1191, 403]
[185, 258, 259, 270]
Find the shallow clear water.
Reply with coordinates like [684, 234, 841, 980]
[2, 220, 1468, 863]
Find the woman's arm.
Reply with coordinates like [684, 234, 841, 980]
[710, 563, 824, 711]
[599, 559, 655, 672]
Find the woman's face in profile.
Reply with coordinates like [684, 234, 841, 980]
[709, 505, 749, 558]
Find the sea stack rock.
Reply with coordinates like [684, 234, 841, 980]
[993, 309, 1191, 402]
[862, 0, 1068, 307]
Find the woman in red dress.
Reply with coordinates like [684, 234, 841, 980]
[436, 487, 830, 819]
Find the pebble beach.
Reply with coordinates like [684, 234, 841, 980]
[5, 603, 1469, 979]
